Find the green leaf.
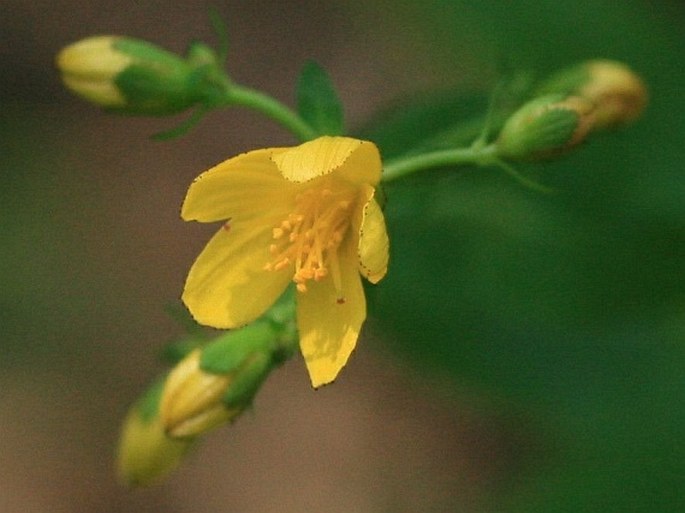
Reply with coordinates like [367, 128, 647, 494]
[296, 60, 344, 136]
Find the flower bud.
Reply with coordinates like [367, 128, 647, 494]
[57, 36, 223, 115]
[537, 60, 647, 130]
[116, 378, 193, 486]
[496, 94, 595, 160]
[160, 323, 276, 438]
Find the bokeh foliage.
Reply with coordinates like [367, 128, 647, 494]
[362, 0, 685, 511]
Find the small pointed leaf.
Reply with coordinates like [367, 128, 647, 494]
[296, 60, 344, 136]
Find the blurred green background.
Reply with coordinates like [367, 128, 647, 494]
[2, 1, 684, 512]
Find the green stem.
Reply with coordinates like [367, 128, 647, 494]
[224, 84, 318, 142]
[382, 144, 498, 182]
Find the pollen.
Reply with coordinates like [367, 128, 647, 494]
[265, 180, 354, 293]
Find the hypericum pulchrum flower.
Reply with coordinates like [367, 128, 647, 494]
[181, 136, 389, 388]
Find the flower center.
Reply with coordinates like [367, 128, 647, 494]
[264, 182, 354, 293]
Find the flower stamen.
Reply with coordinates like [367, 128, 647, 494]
[265, 180, 354, 293]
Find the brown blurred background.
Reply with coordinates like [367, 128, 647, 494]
[5, 1, 685, 511]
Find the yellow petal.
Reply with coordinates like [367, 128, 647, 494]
[182, 148, 298, 223]
[272, 136, 381, 186]
[61, 75, 127, 107]
[296, 239, 366, 388]
[336, 138, 382, 187]
[356, 188, 389, 284]
[182, 218, 292, 328]
[57, 36, 130, 79]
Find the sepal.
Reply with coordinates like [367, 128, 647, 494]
[495, 94, 595, 160]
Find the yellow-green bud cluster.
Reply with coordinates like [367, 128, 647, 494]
[57, 36, 226, 115]
[116, 322, 280, 486]
[495, 60, 646, 160]
[160, 321, 278, 438]
[116, 292, 296, 486]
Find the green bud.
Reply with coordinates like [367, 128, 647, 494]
[57, 36, 226, 115]
[116, 378, 194, 486]
[496, 94, 595, 160]
[537, 60, 647, 130]
[160, 322, 276, 438]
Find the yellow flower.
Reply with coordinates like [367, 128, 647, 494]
[181, 136, 389, 388]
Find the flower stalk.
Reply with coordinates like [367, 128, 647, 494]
[221, 83, 319, 142]
[381, 144, 499, 182]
